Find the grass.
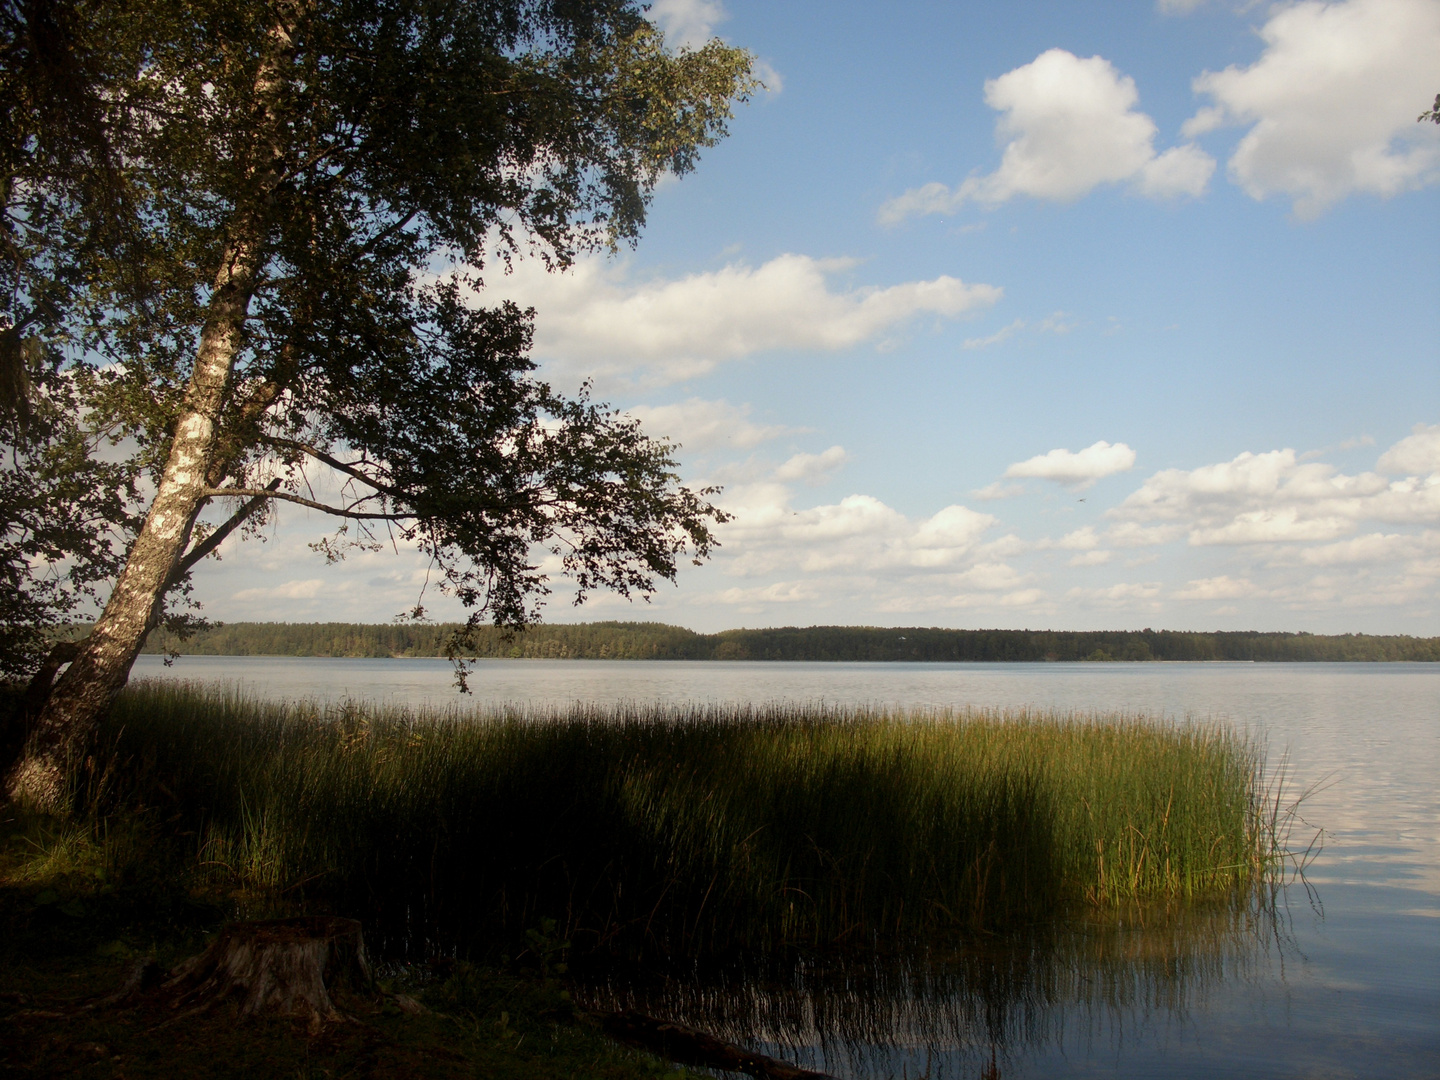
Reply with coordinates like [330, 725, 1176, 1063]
[52, 681, 1286, 958]
[0, 799, 702, 1079]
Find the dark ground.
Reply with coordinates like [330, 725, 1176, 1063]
[0, 817, 699, 1080]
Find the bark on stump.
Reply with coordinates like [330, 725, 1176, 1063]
[157, 916, 373, 1032]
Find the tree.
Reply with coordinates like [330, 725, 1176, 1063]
[1, 0, 755, 812]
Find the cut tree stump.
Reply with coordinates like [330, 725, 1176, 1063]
[143, 916, 374, 1033]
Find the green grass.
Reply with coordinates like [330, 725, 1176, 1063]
[51, 681, 1285, 958]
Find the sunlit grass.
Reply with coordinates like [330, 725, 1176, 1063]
[79, 682, 1282, 955]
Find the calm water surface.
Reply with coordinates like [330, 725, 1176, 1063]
[131, 656, 1440, 1078]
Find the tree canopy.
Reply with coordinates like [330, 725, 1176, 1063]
[1, 0, 755, 809]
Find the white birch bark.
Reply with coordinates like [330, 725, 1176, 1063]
[4, 12, 298, 813]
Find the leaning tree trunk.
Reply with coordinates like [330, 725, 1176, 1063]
[2, 18, 297, 815]
[2, 236, 259, 813]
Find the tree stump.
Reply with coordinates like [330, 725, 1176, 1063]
[157, 916, 374, 1032]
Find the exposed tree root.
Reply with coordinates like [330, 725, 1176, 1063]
[595, 1008, 839, 1080]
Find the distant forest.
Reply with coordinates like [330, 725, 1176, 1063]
[140, 621, 1440, 662]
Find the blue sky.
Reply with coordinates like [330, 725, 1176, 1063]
[196, 0, 1440, 634]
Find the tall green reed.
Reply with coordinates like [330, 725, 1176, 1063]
[95, 683, 1281, 956]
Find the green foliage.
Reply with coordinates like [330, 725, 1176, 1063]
[140, 620, 1440, 662]
[1, 0, 755, 681]
[0, 396, 143, 678]
[92, 683, 1281, 957]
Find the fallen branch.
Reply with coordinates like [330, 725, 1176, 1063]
[594, 1008, 838, 1080]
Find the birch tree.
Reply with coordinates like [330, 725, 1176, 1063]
[1, 0, 754, 812]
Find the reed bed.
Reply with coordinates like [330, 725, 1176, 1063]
[92, 682, 1279, 955]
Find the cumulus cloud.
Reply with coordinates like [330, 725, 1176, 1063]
[879, 49, 1214, 223]
[1378, 422, 1440, 475]
[1004, 440, 1137, 488]
[231, 579, 326, 602]
[1063, 582, 1163, 608]
[486, 253, 1002, 385]
[1111, 431, 1440, 546]
[626, 398, 794, 451]
[751, 59, 785, 95]
[1189, 0, 1440, 217]
[646, 0, 727, 50]
[645, 1, 783, 93]
[1057, 526, 1102, 550]
[1173, 575, 1255, 600]
[1291, 531, 1437, 565]
[714, 480, 999, 581]
[971, 481, 1027, 500]
[702, 581, 820, 608]
[774, 445, 849, 485]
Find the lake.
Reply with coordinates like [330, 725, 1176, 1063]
[130, 655, 1440, 1079]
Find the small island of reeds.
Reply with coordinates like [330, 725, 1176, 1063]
[63, 682, 1284, 957]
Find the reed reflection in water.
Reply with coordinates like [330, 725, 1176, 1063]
[576, 897, 1287, 1080]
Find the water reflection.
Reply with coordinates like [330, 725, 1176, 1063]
[577, 898, 1292, 1079]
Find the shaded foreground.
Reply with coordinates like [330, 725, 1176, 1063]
[83, 683, 1279, 957]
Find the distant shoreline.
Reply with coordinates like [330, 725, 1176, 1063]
[139, 621, 1440, 663]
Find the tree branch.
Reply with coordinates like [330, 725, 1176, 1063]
[202, 487, 412, 521]
[172, 478, 282, 582]
[262, 437, 398, 495]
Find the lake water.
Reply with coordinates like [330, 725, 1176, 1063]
[130, 655, 1440, 1079]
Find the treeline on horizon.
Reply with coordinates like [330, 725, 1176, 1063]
[138, 621, 1440, 663]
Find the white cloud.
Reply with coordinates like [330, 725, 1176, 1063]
[1188, 508, 1354, 544]
[646, 0, 727, 50]
[1104, 523, 1187, 547]
[1173, 575, 1254, 600]
[961, 312, 1077, 350]
[752, 59, 785, 95]
[1068, 549, 1113, 566]
[971, 481, 1027, 500]
[715, 482, 998, 580]
[1063, 582, 1164, 608]
[626, 398, 794, 451]
[1036, 311, 1075, 334]
[997, 588, 1050, 608]
[231, 578, 326, 602]
[1190, 0, 1440, 217]
[645, 2, 783, 94]
[1112, 433, 1440, 546]
[879, 49, 1213, 223]
[1158, 0, 1210, 12]
[1292, 531, 1436, 565]
[962, 318, 1025, 350]
[486, 253, 1002, 385]
[1134, 143, 1220, 198]
[1057, 526, 1102, 550]
[774, 445, 850, 485]
[703, 581, 819, 608]
[1004, 440, 1137, 488]
[1378, 422, 1440, 475]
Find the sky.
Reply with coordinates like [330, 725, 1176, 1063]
[193, 0, 1440, 635]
